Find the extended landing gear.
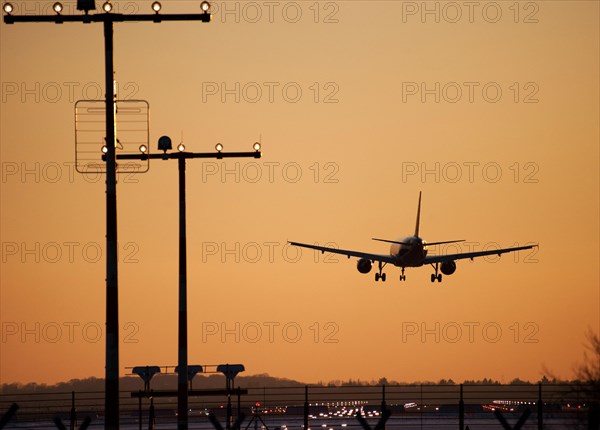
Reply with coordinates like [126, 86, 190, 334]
[399, 267, 406, 281]
[375, 261, 387, 282]
[430, 263, 443, 283]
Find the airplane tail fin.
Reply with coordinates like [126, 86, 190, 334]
[414, 191, 422, 237]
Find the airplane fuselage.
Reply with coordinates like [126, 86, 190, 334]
[390, 235, 428, 267]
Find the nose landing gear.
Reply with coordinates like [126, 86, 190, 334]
[399, 266, 406, 281]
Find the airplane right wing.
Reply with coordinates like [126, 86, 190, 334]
[288, 241, 397, 264]
[423, 244, 538, 264]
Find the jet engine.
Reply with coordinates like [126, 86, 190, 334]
[440, 261, 456, 275]
[357, 258, 372, 274]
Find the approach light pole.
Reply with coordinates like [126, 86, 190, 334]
[111, 139, 261, 429]
[3, 3, 211, 429]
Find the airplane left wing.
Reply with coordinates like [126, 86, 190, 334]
[288, 241, 397, 264]
[424, 244, 538, 264]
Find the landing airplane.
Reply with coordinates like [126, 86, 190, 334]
[289, 192, 537, 282]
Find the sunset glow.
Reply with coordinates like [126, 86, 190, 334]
[0, 0, 598, 388]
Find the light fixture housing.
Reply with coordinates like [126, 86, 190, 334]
[151, 1, 161, 13]
[3, 3, 14, 14]
[200, 1, 210, 12]
[77, 0, 96, 13]
[132, 366, 161, 392]
[217, 364, 245, 382]
[253, 142, 261, 151]
[139, 144, 148, 154]
[53, 2, 63, 13]
[101, 145, 108, 154]
[177, 143, 185, 152]
[102, 1, 112, 12]
[158, 135, 172, 152]
[215, 143, 223, 152]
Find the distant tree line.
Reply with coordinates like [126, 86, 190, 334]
[3, 329, 598, 395]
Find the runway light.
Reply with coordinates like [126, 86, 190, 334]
[200, 1, 210, 12]
[102, 145, 108, 154]
[3, 3, 14, 14]
[53, 2, 63, 13]
[253, 142, 261, 151]
[215, 143, 223, 152]
[177, 143, 185, 152]
[139, 144, 148, 154]
[151, 1, 161, 13]
[102, 1, 112, 12]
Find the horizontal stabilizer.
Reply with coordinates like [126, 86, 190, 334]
[372, 238, 411, 246]
[426, 239, 465, 246]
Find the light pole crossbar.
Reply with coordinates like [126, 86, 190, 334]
[4, 13, 210, 24]
[111, 152, 261, 161]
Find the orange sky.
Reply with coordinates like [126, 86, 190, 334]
[1, 0, 598, 386]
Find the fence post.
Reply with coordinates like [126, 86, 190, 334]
[381, 385, 386, 430]
[226, 394, 232, 430]
[70, 391, 76, 430]
[139, 390, 143, 430]
[148, 396, 155, 430]
[459, 384, 464, 430]
[589, 403, 600, 430]
[537, 383, 543, 430]
[304, 386, 309, 430]
[238, 387, 242, 424]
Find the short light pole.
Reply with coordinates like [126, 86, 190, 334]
[217, 364, 246, 430]
[132, 366, 161, 430]
[113, 139, 261, 429]
[3, 3, 211, 428]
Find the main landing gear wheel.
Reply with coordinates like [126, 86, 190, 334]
[375, 261, 387, 282]
[430, 262, 443, 283]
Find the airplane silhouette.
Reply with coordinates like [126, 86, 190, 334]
[289, 192, 537, 282]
